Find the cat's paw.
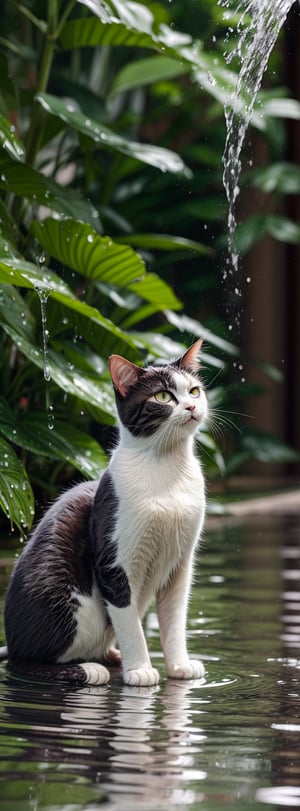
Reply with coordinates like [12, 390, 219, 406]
[167, 659, 205, 680]
[123, 667, 160, 687]
[81, 662, 110, 685]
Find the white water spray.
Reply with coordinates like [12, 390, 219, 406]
[220, 0, 295, 278]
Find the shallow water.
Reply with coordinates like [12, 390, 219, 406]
[0, 512, 299, 811]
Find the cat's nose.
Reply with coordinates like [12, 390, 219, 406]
[186, 403, 196, 411]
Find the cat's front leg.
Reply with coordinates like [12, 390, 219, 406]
[107, 603, 159, 687]
[157, 558, 205, 680]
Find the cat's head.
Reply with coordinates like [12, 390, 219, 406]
[109, 339, 208, 448]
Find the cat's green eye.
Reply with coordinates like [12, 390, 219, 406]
[155, 390, 172, 403]
[190, 386, 200, 398]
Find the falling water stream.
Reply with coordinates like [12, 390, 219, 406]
[220, 0, 296, 280]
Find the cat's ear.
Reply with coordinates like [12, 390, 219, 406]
[109, 355, 143, 396]
[175, 338, 203, 373]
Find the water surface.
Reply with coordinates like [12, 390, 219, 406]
[0, 512, 299, 810]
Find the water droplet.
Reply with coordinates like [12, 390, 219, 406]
[35, 285, 51, 382]
[48, 405, 54, 431]
[87, 234, 94, 243]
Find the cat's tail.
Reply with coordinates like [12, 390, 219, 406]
[7, 661, 110, 685]
[0, 645, 8, 661]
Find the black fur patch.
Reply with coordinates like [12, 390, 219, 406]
[5, 481, 97, 664]
[8, 661, 90, 684]
[91, 471, 131, 608]
[114, 366, 176, 438]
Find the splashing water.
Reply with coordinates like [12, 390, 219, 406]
[220, 0, 295, 279]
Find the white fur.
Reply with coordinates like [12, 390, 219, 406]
[58, 582, 114, 664]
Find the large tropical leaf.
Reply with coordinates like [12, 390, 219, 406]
[32, 218, 182, 310]
[60, 0, 190, 53]
[0, 319, 126, 418]
[0, 437, 34, 531]
[115, 233, 212, 254]
[128, 274, 181, 310]
[36, 93, 191, 176]
[0, 156, 102, 227]
[110, 55, 187, 97]
[31, 218, 145, 284]
[0, 396, 107, 479]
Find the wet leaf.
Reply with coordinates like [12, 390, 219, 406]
[36, 93, 191, 176]
[0, 437, 34, 531]
[0, 113, 25, 161]
[0, 256, 140, 360]
[0, 396, 107, 479]
[19, 415, 107, 478]
[0, 156, 101, 227]
[31, 218, 145, 285]
[0, 321, 117, 423]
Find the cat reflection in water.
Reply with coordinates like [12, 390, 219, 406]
[4, 340, 207, 687]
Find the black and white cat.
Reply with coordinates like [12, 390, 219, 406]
[4, 339, 207, 687]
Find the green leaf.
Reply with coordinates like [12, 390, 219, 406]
[0, 396, 107, 478]
[0, 437, 34, 531]
[165, 310, 238, 356]
[242, 431, 299, 463]
[197, 430, 226, 476]
[31, 217, 146, 285]
[0, 285, 36, 340]
[19, 415, 107, 479]
[0, 251, 142, 360]
[128, 273, 182, 310]
[265, 215, 300, 244]
[36, 93, 191, 176]
[261, 97, 300, 121]
[0, 113, 25, 161]
[0, 156, 101, 227]
[115, 233, 212, 254]
[60, 15, 156, 50]
[0, 255, 76, 294]
[110, 55, 187, 97]
[0, 321, 117, 422]
[251, 162, 300, 195]
[233, 215, 266, 255]
[61, 0, 191, 53]
[233, 213, 300, 253]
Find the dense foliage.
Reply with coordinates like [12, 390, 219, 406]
[0, 0, 299, 533]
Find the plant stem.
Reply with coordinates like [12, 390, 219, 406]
[24, 0, 75, 167]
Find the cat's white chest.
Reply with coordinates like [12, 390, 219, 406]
[110, 443, 205, 595]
